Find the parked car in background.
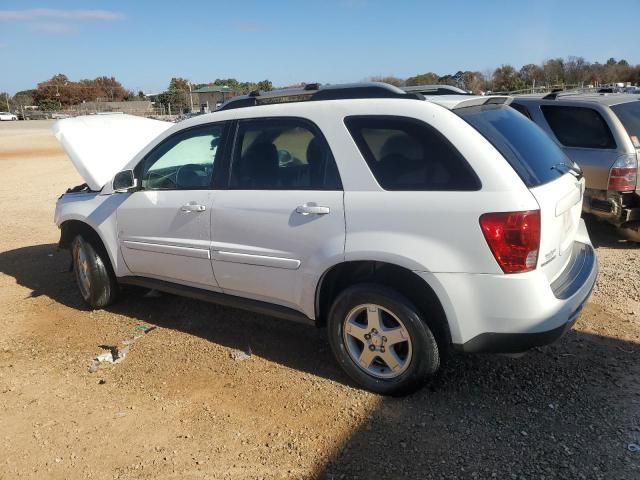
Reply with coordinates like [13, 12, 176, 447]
[18, 110, 50, 120]
[0, 112, 18, 121]
[53, 83, 597, 395]
[511, 94, 640, 240]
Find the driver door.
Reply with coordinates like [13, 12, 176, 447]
[116, 122, 228, 289]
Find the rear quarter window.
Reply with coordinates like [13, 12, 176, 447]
[344, 116, 480, 191]
[456, 104, 567, 188]
[541, 105, 616, 149]
[510, 102, 533, 120]
[610, 101, 640, 144]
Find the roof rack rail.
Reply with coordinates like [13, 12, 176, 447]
[218, 82, 424, 111]
[540, 86, 618, 100]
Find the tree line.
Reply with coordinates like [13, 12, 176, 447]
[154, 77, 274, 113]
[5, 74, 134, 112]
[379, 56, 640, 93]
[2, 75, 275, 112]
[3, 56, 639, 112]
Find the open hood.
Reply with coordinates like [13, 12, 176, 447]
[53, 114, 173, 191]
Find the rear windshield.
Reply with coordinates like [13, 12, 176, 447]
[611, 101, 640, 144]
[456, 104, 566, 187]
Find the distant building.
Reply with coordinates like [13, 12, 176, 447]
[192, 86, 240, 112]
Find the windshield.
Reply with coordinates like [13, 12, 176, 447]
[456, 104, 567, 187]
[611, 101, 640, 146]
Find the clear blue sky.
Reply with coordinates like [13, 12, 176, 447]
[1, 0, 639, 94]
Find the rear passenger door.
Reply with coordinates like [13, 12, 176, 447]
[210, 117, 345, 314]
[538, 105, 619, 190]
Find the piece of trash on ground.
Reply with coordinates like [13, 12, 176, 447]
[628, 443, 640, 453]
[98, 344, 130, 364]
[88, 326, 156, 373]
[134, 325, 157, 333]
[230, 346, 252, 361]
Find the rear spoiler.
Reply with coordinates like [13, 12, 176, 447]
[425, 95, 513, 111]
[450, 96, 513, 109]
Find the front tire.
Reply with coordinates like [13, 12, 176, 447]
[327, 284, 440, 396]
[71, 235, 118, 308]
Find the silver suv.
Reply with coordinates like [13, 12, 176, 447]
[511, 94, 640, 239]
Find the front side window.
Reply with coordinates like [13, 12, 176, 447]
[230, 118, 341, 190]
[345, 116, 480, 191]
[541, 105, 616, 149]
[141, 124, 224, 190]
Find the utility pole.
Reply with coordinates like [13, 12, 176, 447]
[5, 93, 9, 111]
[188, 82, 194, 113]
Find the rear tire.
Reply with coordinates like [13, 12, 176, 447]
[327, 283, 440, 396]
[71, 235, 118, 308]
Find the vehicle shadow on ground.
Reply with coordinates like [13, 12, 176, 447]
[316, 322, 640, 479]
[2, 244, 639, 478]
[0, 243, 345, 383]
[585, 215, 639, 250]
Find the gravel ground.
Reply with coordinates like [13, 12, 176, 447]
[0, 120, 638, 479]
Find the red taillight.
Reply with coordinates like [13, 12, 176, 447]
[608, 153, 638, 192]
[479, 210, 541, 273]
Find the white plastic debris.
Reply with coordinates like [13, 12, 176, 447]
[230, 347, 252, 361]
[88, 325, 156, 372]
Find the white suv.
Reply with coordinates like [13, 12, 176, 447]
[54, 83, 598, 395]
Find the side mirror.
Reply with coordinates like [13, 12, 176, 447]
[113, 170, 138, 193]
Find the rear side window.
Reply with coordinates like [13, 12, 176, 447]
[611, 101, 640, 145]
[541, 105, 616, 149]
[229, 118, 341, 190]
[344, 116, 480, 191]
[456, 104, 566, 188]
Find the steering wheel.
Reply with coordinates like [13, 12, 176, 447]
[176, 163, 209, 188]
[146, 171, 177, 189]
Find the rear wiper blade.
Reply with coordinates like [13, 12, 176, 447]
[551, 162, 583, 180]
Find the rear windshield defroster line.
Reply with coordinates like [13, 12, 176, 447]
[456, 104, 567, 188]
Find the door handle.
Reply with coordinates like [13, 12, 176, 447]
[180, 203, 206, 213]
[296, 204, 330, 215]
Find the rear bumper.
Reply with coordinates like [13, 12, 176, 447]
[583, 189, 640, 226]
[419, 220, 598, 354]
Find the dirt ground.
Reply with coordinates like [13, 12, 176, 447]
[0, 120, 638, 479]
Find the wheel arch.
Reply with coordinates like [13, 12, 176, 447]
[59, 219, 116, 274]
[314, 260, 452, 347]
